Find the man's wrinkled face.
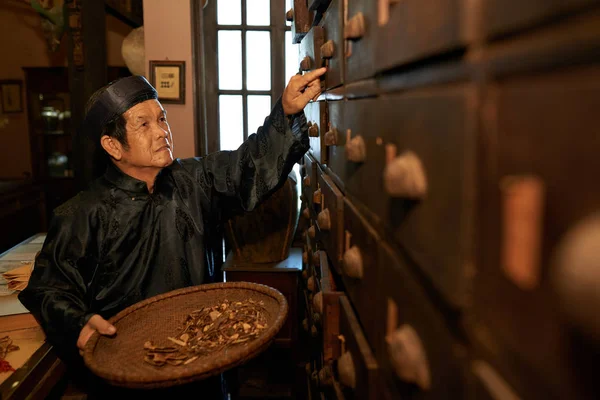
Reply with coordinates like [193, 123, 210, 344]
[121, 99, 174, 169]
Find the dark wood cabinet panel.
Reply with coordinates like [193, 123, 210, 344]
[482, 0, 599, 39]
[320, 0, 345, 90]
[295, 4, 600, 399]
[378, 86, 477, 310]
[377, 241, 469, 400]
[376, 0, 470, 74]
[470, 65, 600, 400]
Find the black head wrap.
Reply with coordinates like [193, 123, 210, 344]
[83, 75, 158, 141]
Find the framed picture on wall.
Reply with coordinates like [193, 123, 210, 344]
[149, 60, 185, 104]
[0, 80, 23, 113]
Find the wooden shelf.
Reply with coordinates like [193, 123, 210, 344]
[105, 0, 143, 28]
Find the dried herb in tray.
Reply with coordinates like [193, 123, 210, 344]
[143, 299, 268, 367]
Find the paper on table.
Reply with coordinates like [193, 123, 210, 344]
[2, 263, 33, 293]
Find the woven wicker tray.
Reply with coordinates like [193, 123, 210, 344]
[83, 282, 288, 389]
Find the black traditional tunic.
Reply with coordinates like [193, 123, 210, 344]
[19, 99, 308, 362]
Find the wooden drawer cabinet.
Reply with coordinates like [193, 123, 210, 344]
[344, 0, 379, 83]
[376, 0, 471, 74]
[288, 0, 313, 44]
[326, 98, 378, 199]
[340, 197, 381, 345]
[300, 26, 325, 75]
[313, 249, 344, 361]
[304, 100, 329, 165]
[376, 242, 469, 399]
[482, 0, 599, 39]
[317, 171, 344, 274]
[377, 86, 477, 310]
[335, 296, 379, 400]
[320, 0, 345, 89]
[471, 65, 600, 400]
[302, 153, 319, 213]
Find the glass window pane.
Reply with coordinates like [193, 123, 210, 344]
[286, 0, 292, 26]
[217, 0, 241, 25]
[247, 95, 271, 136]
[218, 30, 242, 90]
[219, 95, 244, 151]
[246, 31, 271, 90]
[247, 0, 270, 26]
[285, 31, 299, 87]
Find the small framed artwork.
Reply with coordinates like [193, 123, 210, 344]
[0, 80, 23, 113]
[149, 60, 185, 104]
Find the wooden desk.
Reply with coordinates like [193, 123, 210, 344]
[222, 248, 306, 400]
[222, 247, 302, 349]
[0, 233, 66, 400]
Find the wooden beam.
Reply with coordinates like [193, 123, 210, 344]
[105, 0, 143, 28]
[67, 0, 108, 190]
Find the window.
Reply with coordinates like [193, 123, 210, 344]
[202, 0, 299, 152]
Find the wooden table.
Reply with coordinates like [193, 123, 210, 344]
[0, 233, 66, 400]
[222, 248, 306, 399]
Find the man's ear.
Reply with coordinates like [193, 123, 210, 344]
[100, 135, 123, 161]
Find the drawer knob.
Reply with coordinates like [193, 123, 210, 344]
[300, 56, 312, 71]
[552, 212, 600, 341]
[308, 225, 316, 239]
[308, 123, 319, 137]
[307, 276, 316, 292]
[337, 351, 357, 389]
[302, 207, 310, 219]
[324, 127, 339, 146]
[318, 364, 334, 387]
[313, 291, 323, 314]
[384, 150, 428, 199]
[311, 370, 319, 384]
[346, 135, 366, 163]
[313, 312, 321, 326]
[387, 325, 431, 390]
[313, 188, 322, 204]
[303, 175, 311, 187]
[320, 39, 335, 59]
[312, 250, 321, 266]
[311, 324, 319, 337]
[317, 208, 331, 231]
[342, 245, 363, 279]
[286, 9, 294, 22]
[345, 12, 366, 40]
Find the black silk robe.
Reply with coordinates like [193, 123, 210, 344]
[19, 99, 308, 361]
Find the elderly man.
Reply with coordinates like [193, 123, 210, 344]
[19, 67, 326, 372]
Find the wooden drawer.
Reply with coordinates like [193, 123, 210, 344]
[300, 26, 325, 74]
[312, 249, 344, 361]
[377, 86, 477, 309]
[376, 242, 469, 399]
[470, 66, 600, 399]
[471, 360, 522, 400]
[318, 171, 344, 274]
[482, 0, 599, 39]
[302, 153, 319, 213]
[326, 98, 377, 195]
[341, 197, 381, 345]
[345, 0, 379, 83]
[288, 0, 312, 44]
[335, 296, 379, 400]
[320, 0, 345, 89]
[376, 0, 470, 74]
[304, 100, 329, 165]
